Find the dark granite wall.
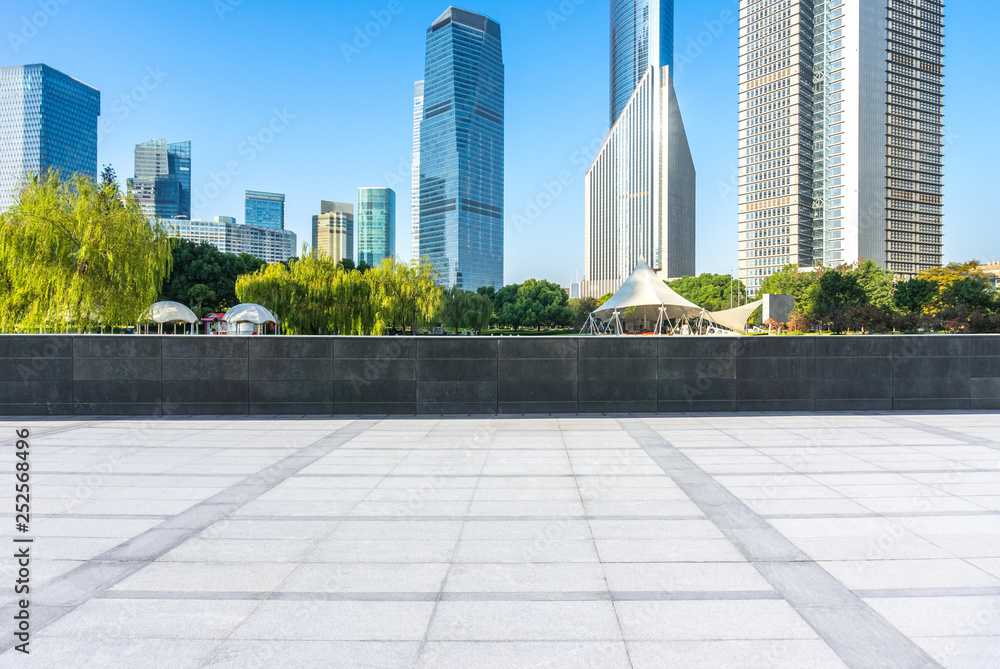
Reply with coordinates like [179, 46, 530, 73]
[1, 335, 996, 416]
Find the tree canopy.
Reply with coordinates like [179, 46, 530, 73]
[0, 170, 172, 332]
[235, 256, 440, 335]
[668, 274, 748, 312]
[159, 239, 265, 316]
[494, 280, 574, 330]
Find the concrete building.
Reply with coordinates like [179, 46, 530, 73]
[412, 80, 424, 265]
[738, 0, 945, 295]
[0, 64, 100, 211]
[417, 7, 505, 290]
[582, 1, 696, 299]
[129, 139, 191, 220]
[163, 218, 296, 263]
[313, 201, 354, 263]
[245, 190, 285, 230]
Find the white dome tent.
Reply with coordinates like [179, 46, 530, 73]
[583, 260, 763, 336]
[142, 301, 198, 335]
[222, 304, 278, 335]
[585, 260, 708, 335]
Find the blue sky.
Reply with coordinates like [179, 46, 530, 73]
[2, 0, 997, 286]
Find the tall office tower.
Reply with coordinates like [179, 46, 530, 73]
[245, 190, 285, 230]
[609, 0, 674, 126]
[358, 188, 396, 267]
[129, 139, 191, 220]
[411, 81, 424, 265]
[418, 7, 504, 290]
[738, 0, 945, 295]
[582, 1, 696, 299]
[312, 201, 354, 263]
[0, 64, 100, 211]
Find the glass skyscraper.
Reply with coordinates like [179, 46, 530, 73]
[245, 190, 285, 230]
[129, 139, 191, 220]
[0, 64, 100, 211]
[737, 0, 945, 294]
[610, 0, 674, 126]
[358, 188, 396, 267]
[418, 7, 504, 290]
[583, 0, 695, 298]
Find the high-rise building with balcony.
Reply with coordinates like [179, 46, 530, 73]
[738, 0, 945, 295]
[582, 1, 695, 298]
[0, 64, 100, 211]
[163, 218, 296, 264]
[358, 188, 396, 267]
[313, 201, 354, 263]
[129, 139, 191, 220]
[245, 190, 285, 230]
[411, 80, 424, 265]
[418, 7, 504, 290]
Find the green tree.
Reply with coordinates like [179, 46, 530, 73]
[160, 239, 265, 313]
[377, 259, 441, 334]
[493, 284, 521, 328]
[760, 265, 822, 315]
[668, 274, 747, 312]
[512, 279, 574, 331]
[0, 171, 172, 332]
[939, 277, 994, 313]
[435, 288, 493, 334]
[850, 259, 895, 310]
[813, 270, 867, 332]
[570, 296, 601, 329]
[186, 284, 217, 318]
[236, 254, 440, 336]
[894, 278, 937, 313]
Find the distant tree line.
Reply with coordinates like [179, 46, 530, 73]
[759, 260, 1000, 333]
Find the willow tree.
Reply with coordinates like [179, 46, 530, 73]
[236, 255, 441, 336]
[0, 171, 172, 332]
[377, 259, 441, 335]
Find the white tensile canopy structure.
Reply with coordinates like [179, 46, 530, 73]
[223, 304, 278, 335]
[141, 301, 198, 335]
[708, 301, 764, 336]
[585, 261, 764, 336]
[587, 260, 707, 335]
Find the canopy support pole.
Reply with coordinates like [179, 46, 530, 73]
[654, 307, 665, 336]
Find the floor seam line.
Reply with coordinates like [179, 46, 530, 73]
[617, 417, 945, 669]
[0, 418, 377, 656]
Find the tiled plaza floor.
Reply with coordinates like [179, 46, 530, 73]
[1, 413, 999, 668]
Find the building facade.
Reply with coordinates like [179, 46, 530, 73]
[129, 139, 191, 220]
[582, 1, 696, 299]
[610, 0, 675, 126]
[358, 187, 396, 267]
[738, 0, 945, 295]
[245, 190, 285, 230]
[313, 201, 354, 263]
[411, 80, 424, 265]
[0, 64, 100, 211]
[418, 7, 505, 290]
[163, 218, 296, 263]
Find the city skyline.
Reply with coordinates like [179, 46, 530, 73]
[0, 0, 997, 285]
